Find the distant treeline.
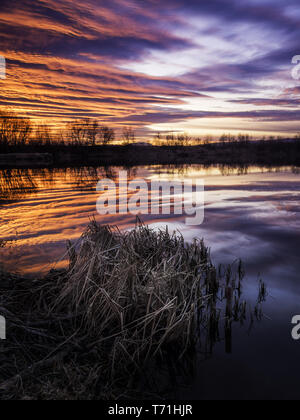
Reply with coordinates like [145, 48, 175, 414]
[152, 132, 300, 146]
[1, 110, 300, 153]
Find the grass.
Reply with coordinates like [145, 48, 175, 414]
[0, 221, 266, 400]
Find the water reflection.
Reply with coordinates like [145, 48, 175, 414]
[144, 260, 267, 397]
[0, 166, 141, 202]
[1, 163, 300, 399]
[0, 164, 300, 277]
[0, 168, 41, 201]
[1, 164, 299, 203]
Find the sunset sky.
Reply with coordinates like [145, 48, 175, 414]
[1, 0, 300, 139]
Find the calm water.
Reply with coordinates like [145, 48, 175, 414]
[1, 164, 300, 400]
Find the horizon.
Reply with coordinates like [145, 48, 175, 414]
[1, 0, 300, 139]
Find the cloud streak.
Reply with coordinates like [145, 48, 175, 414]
[0, 0, 300, 137]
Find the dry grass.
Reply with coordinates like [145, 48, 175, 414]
[0, 221, 266, 400]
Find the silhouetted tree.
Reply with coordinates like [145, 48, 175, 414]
[152, 132, 162, 146]
[0, 110, 32, 148]
[99, 126, 115, 145]
[122, 127, 135, 145]
[84, 119, 99, 146]
[165, 134, 175, 146]
[67, 120, 85, 146]
[34, 124, 53, 146]
[176, 134, 192, 146]
[66, 119, 115, 146]
[67, 119, 98, 146]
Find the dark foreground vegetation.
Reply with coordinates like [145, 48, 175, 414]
[0, 222, 266, 400]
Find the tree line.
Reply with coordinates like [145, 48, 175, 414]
[0, 110, 136, 150]
[152, 132, 300, 146]
[1, 110, 300, 152]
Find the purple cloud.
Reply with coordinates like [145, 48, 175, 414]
[0, 0, 299, 137]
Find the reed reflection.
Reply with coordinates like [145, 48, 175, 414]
[0, 166, 142, 202]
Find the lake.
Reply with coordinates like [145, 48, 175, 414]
[1, 164, 300, 400]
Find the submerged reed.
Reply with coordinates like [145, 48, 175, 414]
[0, 221, 266, 399]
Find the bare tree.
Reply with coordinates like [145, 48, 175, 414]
[67, 120, 85, 146]
[152, 132, 163, 146]
[66, 119, 115, 146]
[67, 119, 98, 146]
[165, 134, 175, 146]
[176, 134, 192, 146]
[84, 119, 99, 146]
[122, 127, 135, 145]
[99, 126, 115, 145]
[34, 124, 53, 146]
[0, 110, 32, 148]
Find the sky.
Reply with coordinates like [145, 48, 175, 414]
[0, 0, 300, 139]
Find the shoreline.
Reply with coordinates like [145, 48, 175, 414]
[1, 140, 300, 168]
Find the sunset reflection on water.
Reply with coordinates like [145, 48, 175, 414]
[0, 164, 300, 277]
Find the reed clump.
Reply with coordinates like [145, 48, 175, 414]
[0, 222, 266, 400]
[55, 222, 213, 385]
